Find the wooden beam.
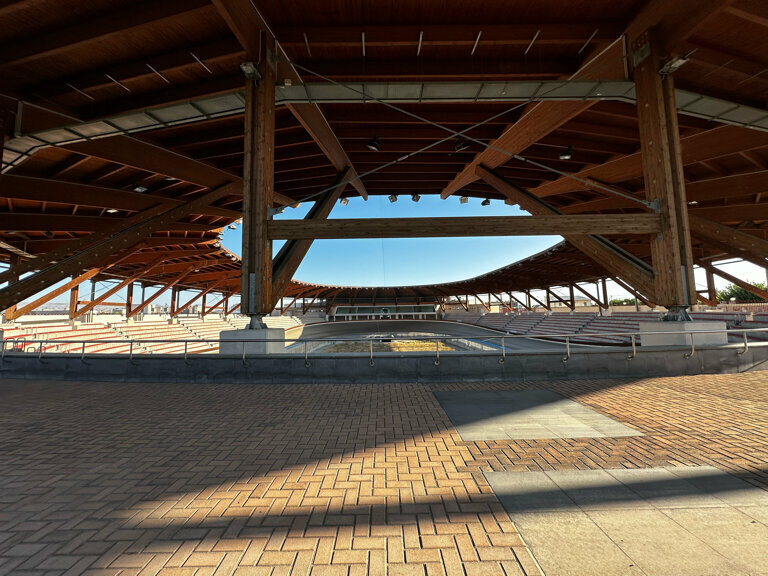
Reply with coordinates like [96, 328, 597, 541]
[706, 268, 717, 304]
[73, 256, 166, 319]
[612, 276, 656, 308]
[211, 0, 367, 199]
[267, 214, 661, 240]
[572, 283, 607, 309]
[526, 291, 551, 311]
[203, 294, 228, 317]
[0, 183, 236, 310]
[476, 165, 657, 299]
[440, 38, 626, 198]
[240, 37, 275, 319]
[508, 292, 532, 311]
[0, 213, 218, 233]
[547, 288, 574, 310]
[0, 0, 210, 69]
[688, 215, 768, 268]
[127, 266, 195, 318]
[271, 168, 350, 306]
[633, 30, 696, 307]
[171, 275, 238, 317]
[699, 262, 768, 301]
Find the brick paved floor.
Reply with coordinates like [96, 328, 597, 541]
[0, 372, 767, 576]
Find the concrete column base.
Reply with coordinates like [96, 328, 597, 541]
[639, 321, 727, 346]
[219, 328, 286, 355]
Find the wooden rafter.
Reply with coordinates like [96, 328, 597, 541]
[127, 265, 196, 318]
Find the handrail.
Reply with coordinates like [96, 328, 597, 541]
[1, 327, 767, 368]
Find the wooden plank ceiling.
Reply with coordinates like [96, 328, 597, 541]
[1, 0, 767, 300]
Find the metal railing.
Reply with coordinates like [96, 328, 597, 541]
[1, 326, 767, 366]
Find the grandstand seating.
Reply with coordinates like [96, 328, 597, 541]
[475, 313, 510, 331]
[110, 321, 214, 354]
[503, 313, 546, 334]
[527, 313, 596, 339]
[444, 311, 483, 324]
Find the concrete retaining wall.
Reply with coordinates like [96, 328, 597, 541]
[1, 343, 766, 384]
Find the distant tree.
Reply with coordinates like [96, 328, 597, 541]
[716, 282, 767, 303]
[609, 297, 637, 306]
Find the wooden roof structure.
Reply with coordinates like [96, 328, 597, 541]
[1, 0, 768, 317]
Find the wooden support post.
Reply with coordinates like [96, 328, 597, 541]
[127, 266, 195, 319]
[699, 263, 768, 302]
[508, 292, 532, 312]
[68, 281, 79, 319]
[126, 282, 134, 318]
[203, 294, 227, 317]
[172, 276, 237, 318]
[633, 29, 696, 309]
[3, 254, 20, 322]
[706, 268, 717, 304]
[227, 300, 240, 315]
[473, 294, 491, 312]
[170, 286, 178, 317]
[573, 283, 607, 309]
[613, 276, 655, 308]
[601, 279, 609, 308]
[240, 38, 276, 324]
[527, 291, 550, 311]
[569, 285, 576, 309]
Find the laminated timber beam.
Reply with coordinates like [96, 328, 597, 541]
[71, 256, 166, 319]
[547, 288, 574, 310]
[526, 291, 551, 311]
[202, 294, 228, 317]
[633, 29, 696, 308]
[698, 262, 768, 301]
[441, 0, 735, 199]
[211, 0, 367, 200]
[572, 283, 608, 309]
[127, 266, 195, 318]
[476, 165, 657, 300]
[0, 182, 237, 310]
[171, 275, 238, 318]
[612, 276, 656, 308]
[507, 292, 533, 312]
[267, 214, 661, 240]
[271, 168, 350, 306]
[688, 215, 768, 269]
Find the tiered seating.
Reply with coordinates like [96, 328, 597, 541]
[476, 313, 510, 331]
[0, 323, 39, 352]
[736, 317, 768, 341]
[263, 316, 303, 330]
[38, 323, 131, 354]
[577, 312, 662, 345]
[111, 321, 215, 354]
[179, 318, 235, 351]
[444, 312, 482, 324]
[503, 313, 546, 334]
[528, 313, 596, 339]
[227, 316, 251, 329]
[689, 312, 746, 328]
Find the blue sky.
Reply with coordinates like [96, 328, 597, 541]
[221, 193, 562, 287]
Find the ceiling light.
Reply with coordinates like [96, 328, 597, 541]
[133, 185, 148, 193]
[366, 136, 381, 152]
[459, 196, 469, 204]
[455, 138, 470, 152]
[388, 194, 398, 203]
[106, 208, 118, 214]
[340, 197, 349, 206]
[228, 223, 238, 230]
[687, 200, 699, 206]
[559, 146, 573, 161]
[481, 198, 491, 206]
[240, 61, 260, 80]
[659, 55, 690, 76]
[411, 194, 420, 202]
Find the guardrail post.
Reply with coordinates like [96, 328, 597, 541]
[242, 341, 248, 366]
[184, 341, 191, 365]
[737, 330, 749, 356]
[38, 341, 44, 361]
[499, 337, 505, 364]
[562, 336, 570, 363]
[684, 332, 696, 359]
[627, 334, 637, 361]
[304, 341, 310, 367]
[369, 339, 374, 367]
[434, 339, 440, 366]
[80, 341, 87, 363]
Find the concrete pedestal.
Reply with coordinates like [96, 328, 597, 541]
[638, 321, 727, 347]
[219, 328, 286, 355]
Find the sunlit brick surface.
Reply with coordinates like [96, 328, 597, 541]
[1, 373, 767, 576]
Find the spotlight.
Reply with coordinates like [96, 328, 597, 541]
[388, 194, 398, 203]
[411, 194, 420, 202]
[659, 55, 690, 76]
[228, 223, 238, 230]
[133, 185, 148, 193]
[559, 146, 573, 161]
[454, 138, 470, 152]
[106, 208, 119, 214]
[459, 196, 469, 204]
[340, 197, 349, 206]
[366, 136, 381, 152]
[481, 198, 491, 206]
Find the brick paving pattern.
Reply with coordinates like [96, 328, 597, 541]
[0, 372, 766, 576]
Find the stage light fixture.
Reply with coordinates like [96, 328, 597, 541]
[459, 196, 469, 204]
[559, 145, 573, 161]
[340, 198, 349, 206]
[481, 198, 491, 206]
[366, 136, 381, 151]
[411, 194, 420, 202]
[133, 185, 148, 193]
[388, 194, 398, 203]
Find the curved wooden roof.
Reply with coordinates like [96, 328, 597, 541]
[1, 0, 767, 304]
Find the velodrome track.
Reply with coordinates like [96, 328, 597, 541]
[289, 319, 587, 351]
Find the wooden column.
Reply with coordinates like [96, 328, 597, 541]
[68, 281, 79, 319]
[632, 30, 696, 310]
[3, 254, 20, 322]
[706, 268, 717, 305]
[240, 42, 276, 325]
[126, 282, 134, 318]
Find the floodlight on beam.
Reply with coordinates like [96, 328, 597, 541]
[559, 145, 573, 160]
[411, 193, 420, 202]
[366, 136, 381, 151]
[388, 194, 398, 203]
[459, 196, 469, 204]
[340, 197, 349, 206]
